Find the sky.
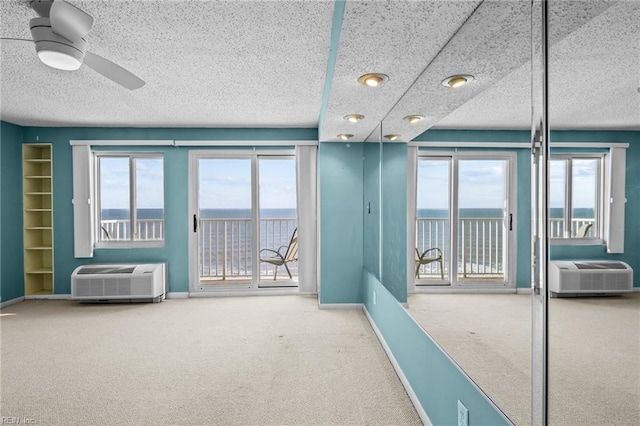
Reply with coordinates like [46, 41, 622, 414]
[99, 157, 164, 210]
[417, 159, 506, 210]
[418, 158, 597, 211]
[198, 158, 296, 210]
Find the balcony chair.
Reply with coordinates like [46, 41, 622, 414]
[576, 223, 592, 238]
[260, 228, 299, 280]
[415, 247, 444, 280]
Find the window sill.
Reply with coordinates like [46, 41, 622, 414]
[95, 241, 165, 249]
[550, 238, 604, 246]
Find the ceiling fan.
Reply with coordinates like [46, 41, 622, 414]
[1, 0, 145, 90]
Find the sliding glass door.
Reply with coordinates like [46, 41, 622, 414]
[189, 152, 297, 290]
[416, 153, 516, 288]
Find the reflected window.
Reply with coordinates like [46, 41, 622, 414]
[549, 156, 601, 239]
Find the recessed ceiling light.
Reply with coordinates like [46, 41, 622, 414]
[337, 134, 353, 141]
[358, 73, 389, 87]
[384, 134, 400, 141]
[442, 74, 474, 88]
[343, 114, 365, 123]
[403, 115, 425, 124]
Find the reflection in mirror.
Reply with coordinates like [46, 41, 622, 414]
[381, 1, 536, 424]
[548, 1, 640, 424]
[364, 124, 382, 281]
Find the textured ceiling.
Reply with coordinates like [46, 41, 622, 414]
[1, 0, 638, 136]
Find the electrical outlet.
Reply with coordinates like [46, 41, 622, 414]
[458, 400, 468, 426]
[373, 291, 377, 305]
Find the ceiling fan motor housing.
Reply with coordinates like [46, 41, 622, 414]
[30, 17, 87, 70]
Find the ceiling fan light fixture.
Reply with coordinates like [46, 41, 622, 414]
[337, 134, 353, 141]
[358, 73, 388, 87]
[30, 17, 86, 71]
[403, 115, 425, 124]
[36, 43, 83, 70]
[384, 134, 400, 141]
[442, 74, 474, 88]
[344, 114, 365, 123]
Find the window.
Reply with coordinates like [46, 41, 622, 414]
[549, 155, 602, 240]
[96, 153, 164, 245]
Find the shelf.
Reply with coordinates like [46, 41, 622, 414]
[26, 269, 53, 274]
[23, 143, 54, 296]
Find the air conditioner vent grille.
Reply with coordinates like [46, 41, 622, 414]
[574, 262, 628, 270]
[78, 266, 136, 274]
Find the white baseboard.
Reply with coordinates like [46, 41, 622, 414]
[24, 294, 71, 300]
[413, 287, 517, 294]
[633, 287, 640, 293]
[1, 296, 25, 309]
[362, 306, 432, 426]
[318, 302, 363, 310]
[516, 287, 533, 294]
[166, 292, 189, 299]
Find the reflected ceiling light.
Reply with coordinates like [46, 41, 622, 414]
[337, 133, 353, 141]
[403, 115, 425, 124]
[358, 73, 388, 87]
[384, 134, 400, 141]
[343, 114, 365, 123]
[442, 74, 474, 88]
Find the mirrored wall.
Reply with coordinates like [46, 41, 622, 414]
[372, 0, 639, 425]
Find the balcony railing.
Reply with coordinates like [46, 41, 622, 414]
[101, 219, 164, 241]
[549, 218, 595, 238]
[416, 217, 505, 279]
[416, 216, 595, 281]
[198, 218, 297, 281]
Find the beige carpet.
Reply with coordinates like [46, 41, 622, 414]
[1, 296, 421, 426]
[408, 292, 640, 426]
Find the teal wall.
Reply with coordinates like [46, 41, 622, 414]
[318, 142, 364, 303]
[363, 270, 509, 426]
[10, 125, 315, 295]
[1, 122, 25, 302]
[363, 142, 380, 282]
[381, 143, 408, 301]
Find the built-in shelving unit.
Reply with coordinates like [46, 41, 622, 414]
[23, 144, 54, 296]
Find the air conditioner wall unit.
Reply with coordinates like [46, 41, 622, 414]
[71, 263, 165, 302]
[549, 260, 633, 296]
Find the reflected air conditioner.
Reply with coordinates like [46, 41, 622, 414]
[549, 260, 633, 296]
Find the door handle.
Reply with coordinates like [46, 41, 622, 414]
[193, 214, 197, 233]
[509, 213, 513, 231]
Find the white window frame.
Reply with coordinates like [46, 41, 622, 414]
[94, 152, 165, 249]
[549, 153, 604, 245]
[410, 150, 518, 290]
[188, 149, 299, 292]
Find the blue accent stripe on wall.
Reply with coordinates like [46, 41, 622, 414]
[318, 0, 347, 131]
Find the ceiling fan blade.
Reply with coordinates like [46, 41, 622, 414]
[0, 38, 34, 45]
[50, 0, 93, 41]
[83, 51, 145, 90]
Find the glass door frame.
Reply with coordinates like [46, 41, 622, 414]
[187, 149, 297, 293]
[415, 150, 518, 289]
